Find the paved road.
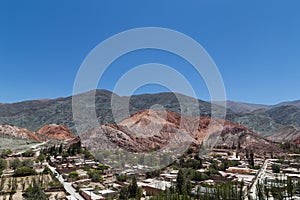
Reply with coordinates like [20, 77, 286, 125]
[46, 163, 85, 200]
[249, 159, 267, 199]
[249, 159, 276, 199]
[28, 143, 84, 200]
[14, 141, 84, 199]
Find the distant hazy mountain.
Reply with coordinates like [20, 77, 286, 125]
[0, 90, 299, 142]
[223, 101, 269, 113]
[223, 99, 300, 114]
[276, 100, 300, 108]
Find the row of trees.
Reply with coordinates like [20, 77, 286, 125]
[254, 176, 300, 200]
[150, 171, 300, 200]
[41, 139, 95, 160]
[148, 168, 246, 200]
[279, 141, 300, 154]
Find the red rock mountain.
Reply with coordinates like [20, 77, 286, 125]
[37, 124, 74, 140]
[81, 110, 280, 154]
[0, 124, 42, 141]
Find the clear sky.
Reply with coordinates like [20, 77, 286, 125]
[1, 0, 300, 105]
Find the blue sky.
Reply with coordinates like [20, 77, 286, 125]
[0, 1, 300, 104]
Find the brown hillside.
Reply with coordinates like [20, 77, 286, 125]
[81, 110, 281, 154]
[0, 124, 42, 141]
[37, 124, 74, 140]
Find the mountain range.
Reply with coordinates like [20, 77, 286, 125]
[224, 99, 300, 113]
[0, 90, 299, 143]
[80, 109, 281, 155]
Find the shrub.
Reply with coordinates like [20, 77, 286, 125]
[0, 158, 7, 170]
[68, 171, 79, 179]
[88, 169, 103, 182]
[117, 174, 127, 182]
[13, 166, 37, 177]
[42, 166, 52, 175]
[272, 164, 280, 173]
[10, 158, 22, 170]
[23, 179, 48, 200]
[22, 149, 35, 157]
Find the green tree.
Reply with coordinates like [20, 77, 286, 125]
[271, 164, 280, 173]
[42, 166, 52, 175]
[10, 158, 22, 170]
[287, 176, 294, 198]
[22, 159, 34, 168]
[0, 158, 7, 170]
[37, 153, 46, 163]
[68, 171, 79, 179]
[23, 179, 48, 200]
[83, 149, 94, 160]
[264, 179, 270, 200]
[58, 144, 63, 154]
[22, 149, 35, 157]
[13, 166, 37, 177]
[97, 163, 108, 170]
[239, 179, 244, 200]
[129, 176, 138, 197]
[128, 176, 142, 199]
[249, 151, 254, 168]
[1, 149, 12, 158]
[61, 152, 69, 158]
[256, 181, 264, 200]
[176, 169, 187, 195]
[87, 169, 103, 182]
[117, 174, 127, 182]
[119, 186, 129, 200]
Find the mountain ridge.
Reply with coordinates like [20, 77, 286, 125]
[0, 89, 299, 142]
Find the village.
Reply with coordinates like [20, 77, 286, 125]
[0, 136, 299, 200]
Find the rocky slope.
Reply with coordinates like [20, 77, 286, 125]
[0, 124, 41, 141]
[0, 90, 299, 143]
[37, 124, 75, 140]
[81, 110, 281, 154]
[0, 90, 234, 133]
[266, 125, 300, 142]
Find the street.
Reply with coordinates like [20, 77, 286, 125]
[249, 159, 275, 199]
[46, 162, 85, 200]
